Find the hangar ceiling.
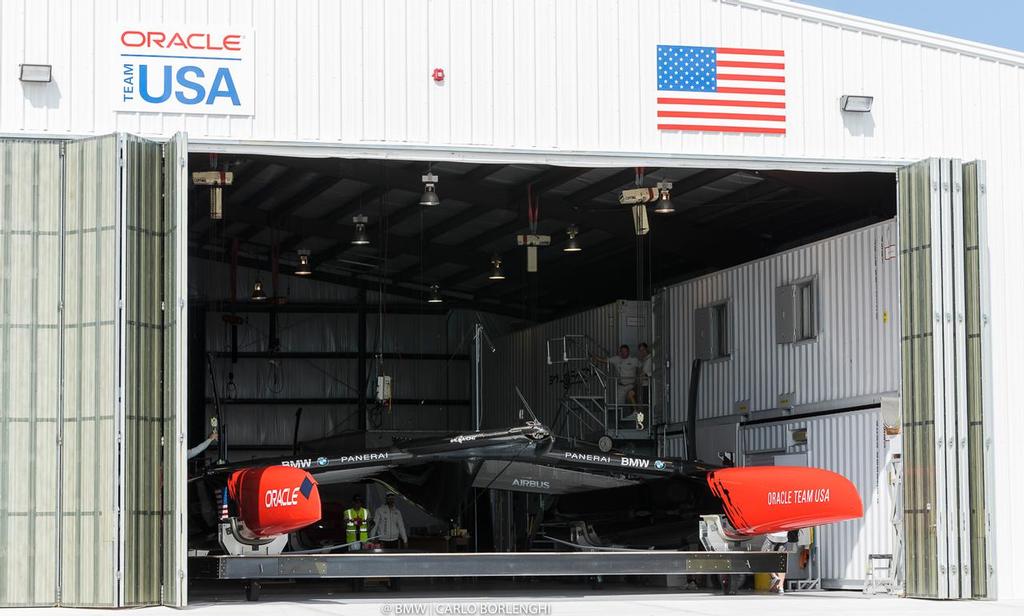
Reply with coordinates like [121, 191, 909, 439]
[187, 154, 895, 317]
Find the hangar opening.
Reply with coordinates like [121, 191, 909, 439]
[183, 152, 907, 597]
[0, 135, 993, 606]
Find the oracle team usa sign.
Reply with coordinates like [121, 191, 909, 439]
[115, 26, 254, 115]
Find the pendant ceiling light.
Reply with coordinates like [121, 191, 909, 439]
[488, 255, 506, 280]
[251, 279, 267, 302]
[351, 214, 370, 245]
[420, 172, 440, 206]
[427, 284, 443, 304]
[653, 180, 675, 215]
[563, 224, 582, 252]
[295, 249, 312, 276]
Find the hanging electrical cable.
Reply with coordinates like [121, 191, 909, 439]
[635, 166, 647, 302]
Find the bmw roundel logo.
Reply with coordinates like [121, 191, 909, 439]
[654, 460, 666, 470]
[317, 456, 329, 466]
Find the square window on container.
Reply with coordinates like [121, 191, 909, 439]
[694, 300, 730, 360]
[776, 278, 818, 344]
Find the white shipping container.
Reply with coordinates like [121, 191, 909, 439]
[740, 408, 899, 589]
[664, 220, 900, 422]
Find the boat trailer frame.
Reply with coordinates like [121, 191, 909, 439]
[191, 550, 785, 600]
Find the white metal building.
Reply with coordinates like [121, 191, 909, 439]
[1, 0, 1022, 606]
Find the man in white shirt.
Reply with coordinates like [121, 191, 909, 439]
[636, 342, 653, 403]
[372, 492, 408, 549]
[594, 344, 641, 407]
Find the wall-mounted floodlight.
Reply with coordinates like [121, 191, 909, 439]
[19, 64, 52, 83]
[840, 95, 873, 112]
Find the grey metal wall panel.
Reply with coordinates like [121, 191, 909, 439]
[739, 409, 897, 589]
[741, 423, 787, 454]
[122, 135, 164, 606]
[223, 405, 361, 448]
[899, 158, 939, 598]
[898, 159, 985, 599]
[205, 312, 359, 355]
[963, 160, 992, 598]
[482, 300, 650, 430]
[807, 410, 896, 588]
[162, 132, 189, 607]
[664, 220, 900, 422]
[199, 299, 483, 445]
[0, 139, 62, 606]
[61, 135, 120, 607]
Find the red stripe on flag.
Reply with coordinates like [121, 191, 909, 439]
[716, 60, 785, 69]
[716, 48, 785, 57]
[658, 123, 787, 134]
[658, 110, 786, 122]
[658, 97, 786, 109]
[717, 74, 786, 83]
[717, 86, 786, 96]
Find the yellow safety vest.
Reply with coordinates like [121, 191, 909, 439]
[344, 507, 370, 543]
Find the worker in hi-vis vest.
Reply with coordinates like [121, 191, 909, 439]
[344, 493, 371, 550]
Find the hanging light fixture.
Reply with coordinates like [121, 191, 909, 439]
[488, 255, 506, 280]
[295, 249, 312, 276]
[563, 224, 582, 252]
[653, 180, 675, 215]
[427, 284, 443, 303]
[251, 279, 267, 301]
[351, 214, 370, 245]
[420, 172, 440, 206]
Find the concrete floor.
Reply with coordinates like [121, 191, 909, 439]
[12, 580, 1023, 615]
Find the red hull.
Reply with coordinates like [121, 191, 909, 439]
[228, 466, 322, 537]
[706, 466, 863, 535]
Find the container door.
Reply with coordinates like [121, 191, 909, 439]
[0, 139, 63, 607]
[61, 134, 123, 607]
[120, 133, 188, 607]
[898, 158, 989, 599]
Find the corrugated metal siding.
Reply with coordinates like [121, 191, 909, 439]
[2, 0, 1024, 167]
[740, 409, 897, 588]
[483, 300, 650, 429]
[122, 135, 163, 605]
[61, 135, 119, 607]
[0, 140, 62, 606]
[665, 220, 900, 421]
[200, 302, 482, 446]
[741, 423, 788, 454]
[162, 132, 188, 607]
[962, 161, 991, 598]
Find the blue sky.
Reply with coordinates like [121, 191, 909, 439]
[795, 1, 1024, 52]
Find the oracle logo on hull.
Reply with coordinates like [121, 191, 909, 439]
[265, 487, 301, 508]
[114, 25, 254, 116]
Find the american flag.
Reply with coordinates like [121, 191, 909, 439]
[657, 45, 786, 134]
